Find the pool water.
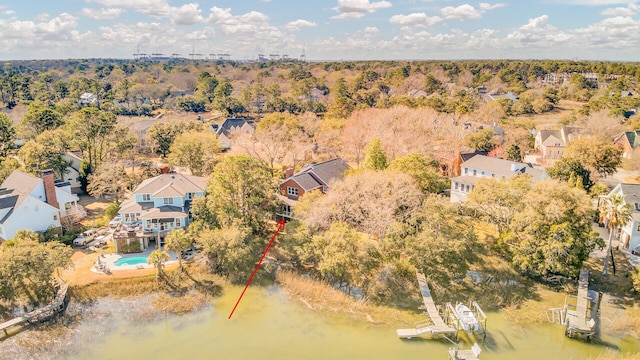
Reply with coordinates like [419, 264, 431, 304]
[114, 257, 148, 266]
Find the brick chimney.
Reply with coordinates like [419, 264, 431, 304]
[42, 169, 59, 210]
[284, 167, 294, 179]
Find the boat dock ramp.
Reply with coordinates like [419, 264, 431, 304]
[396, 272, 487, 341]
[547, 269, 601, 340]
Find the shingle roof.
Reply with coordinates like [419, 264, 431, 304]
[138, 206, 187, 219]
[291, 173, 323, 191]
[618, 184, 640, 209]
[462, 155, 547, 180]
[119, 199, 154, 213]
[300, 158, 350, 186]
[133, 173, 206, 196]
[215, 118, 255, 137]
[282, 158, 351, 190]
[0, 171, 43, 223]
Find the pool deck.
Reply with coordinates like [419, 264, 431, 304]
[92, 248, 178, 272]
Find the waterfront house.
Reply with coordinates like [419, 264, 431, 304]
[0, 170, 84, 242]
[115, 173, 206, 251]
[450, 155, 548, 202]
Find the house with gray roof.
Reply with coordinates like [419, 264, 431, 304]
[280, 158, 350, 201]
[115, 173, 206, 251]
[210, 117, 256, 150]
[0, 170, 83, 243]
[450, 155, 548, 203]
[600, 183, 640, 252]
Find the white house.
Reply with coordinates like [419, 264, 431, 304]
[600, 183, 640, 252]
[0, 170, 84, 242]
[450, 155, 548, 203]
[62, 151, 83, 193]
[79, 92, 97, 106]
[115, 173, 206, 250]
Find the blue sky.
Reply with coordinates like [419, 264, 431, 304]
[1, 0, 640, 61]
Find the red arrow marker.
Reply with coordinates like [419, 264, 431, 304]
[228, 219, 285, 319]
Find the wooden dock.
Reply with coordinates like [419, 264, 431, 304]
[0, 283, 69, 339]
[449, 343, 482, 360]
[565, 269, 598, 339]
[397, 272, 456, 339]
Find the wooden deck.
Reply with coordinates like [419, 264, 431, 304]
[0, 283, 68, 338]
[565, 270, 596, 338]
[397, 272, 456, 339]
[416, 272, 456, 335]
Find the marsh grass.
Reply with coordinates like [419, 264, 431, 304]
[69, 264, 225, 314]
[276, 271, 423, 326]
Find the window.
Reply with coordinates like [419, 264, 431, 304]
[473, 170, 477, 176]
[455, 182, 459, 190]
[53, 215, 58, 221]
[464, 168, 468, 175]
[142, 194, 151, 201]
[176, 218, 181, 227]
[287, 187, 299, 196]
[146, 220, 151, 228]
[164, 197, 173, 205]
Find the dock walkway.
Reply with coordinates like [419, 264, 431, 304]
[565, 270, 597, 338]
[0, 283, 68, 338]
[397, 272, 456, 339]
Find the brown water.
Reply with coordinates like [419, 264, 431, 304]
[4, 285, 639, 359]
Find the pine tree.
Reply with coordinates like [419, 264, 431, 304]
[363, 137, 387, 170]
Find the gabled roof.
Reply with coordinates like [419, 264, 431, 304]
[1, 170, 42, 196]
[461, 155, 547, 180]
[133, 173, 206, 196]
[214, 117, 255, 137]
[0, 171, 43, 222]
[537, 127, 581, 147]
[281, 158, 351, 192]
[289, 173, 323, 191]
[615, 130, 640, 149]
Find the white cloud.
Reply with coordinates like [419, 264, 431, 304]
[89, 0, 170, 17]
[36, 13, 50, 22]
[332, 0, 392, 19]
[601, 3, 640, 16]
[285, 19, 317, 31]
[389, 13, 442, 26]
[79, 8, 123, 20]
[169, 3, 203, 25]
[550, 0, 637, 5]
[506, 15, 571, 45]
[441, 2, 506, 20]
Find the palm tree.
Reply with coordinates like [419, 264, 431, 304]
[599, 193, 633, 276]
[164, 228, 192, 273]
[148, 249, 170, 280]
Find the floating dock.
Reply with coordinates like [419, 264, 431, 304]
[397, 272, 457, 339]
[448, 343, 482, 360]
[0, 283, 68, 339]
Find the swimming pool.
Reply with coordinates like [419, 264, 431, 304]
[114, 256, 148, 266]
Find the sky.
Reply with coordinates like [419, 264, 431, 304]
[1, 0, 640, 61]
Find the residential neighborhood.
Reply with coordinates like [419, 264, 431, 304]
[1, 57, 640, 359]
